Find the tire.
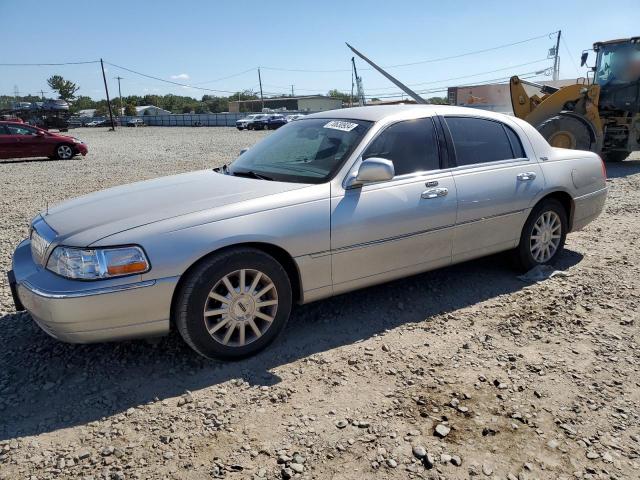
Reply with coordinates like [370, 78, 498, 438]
[537, 115, 593, 151]
[175, 247, 292, 360]
[603, 150, 629, 162]
[55, 144, 75, 160]
[514, 199, 568, 271]
[236, 126, 244, 131]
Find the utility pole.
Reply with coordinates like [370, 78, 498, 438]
[291, 85, 294, 97]
[257, 68, 264, 111]
[39, 90, 46, 100]
[350, 56, 365, 106]
[115, 76, 124, 115]
[552, 30, 561, 81]
[100, 58, 115, 130]
[350, 60, 355, 107]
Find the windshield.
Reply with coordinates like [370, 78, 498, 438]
[596, 42, 640, 85]
[229, 118, 372, 183]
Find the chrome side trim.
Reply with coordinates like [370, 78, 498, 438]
[20, 279, 157, 299]
[310, 208, 526, 258]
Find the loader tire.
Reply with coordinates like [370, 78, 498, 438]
[603, 150, 629, 162]
[537, 115, 593, 151]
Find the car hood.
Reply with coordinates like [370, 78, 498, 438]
[40, 170, 309, 246]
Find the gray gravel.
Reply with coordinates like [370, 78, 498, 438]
[0, 127, 639, 479]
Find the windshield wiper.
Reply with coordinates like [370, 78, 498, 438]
[231, 170, 274, 181]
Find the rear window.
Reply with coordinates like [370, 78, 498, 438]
[445, 117, 519, 166]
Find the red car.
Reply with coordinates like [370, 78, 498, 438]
[0, 121, 88, 160]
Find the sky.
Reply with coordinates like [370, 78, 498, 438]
[1, 0, 638, 101]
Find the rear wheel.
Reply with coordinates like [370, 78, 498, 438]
[175, 247, 292, 360]
[515, 199, 568, 271]
[55, 144, 74, 160]
[537, 115, 593, 151]
[603, 150, 629, 162]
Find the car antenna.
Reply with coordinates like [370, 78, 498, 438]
[345, 42, 427, 105]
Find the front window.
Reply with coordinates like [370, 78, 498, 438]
[6, 124, 38, 136]
[596, 42, 640, 86]
[230, 118, 372, 183]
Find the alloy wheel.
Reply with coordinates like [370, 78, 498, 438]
[530, 211, 562, 263]
[203, 269, 278, 347]
[57, 145, 73, 159]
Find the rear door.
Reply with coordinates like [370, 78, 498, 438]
[331, 117, 457, 290]
[442, 116, 544, 261]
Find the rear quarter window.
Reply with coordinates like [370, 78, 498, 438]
[445, 117, 518, 166]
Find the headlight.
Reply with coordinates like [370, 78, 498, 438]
[72, 138, 83, 144]
[46, 246, 149, 280]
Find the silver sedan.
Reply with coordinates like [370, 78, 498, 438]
[8, 105, 607, 359]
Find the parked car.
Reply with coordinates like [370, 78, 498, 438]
[85, 120, 100, 127]
[42, 99, 69, 111]
[127, 118, 144, 127]
[252, 114, 288, 130]
[236, 114, 261, 130]
[8, 105, 606, 360]
[0, 121, 88, 160]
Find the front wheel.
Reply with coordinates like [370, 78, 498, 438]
[515, 199, 568, 271]
[55, 144, 74, 160]
[175, 247, 292, 360]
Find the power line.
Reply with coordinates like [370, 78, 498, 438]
[364, 58, 551, 92]
[0, 60, 100, 66]
[561, 35, 581, 76]
[261, 31, 558, 73]
[104, 61, 243, 94]
[366, 70, 547, 99]
[191, 68, 257, 85]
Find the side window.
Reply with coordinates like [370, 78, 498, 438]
[445, 117, 515, 166]
[363, 118, 440, 176]
[504, 125, 526, 158]
[6, 125, 36, 136]
[0, 125, 9, 135]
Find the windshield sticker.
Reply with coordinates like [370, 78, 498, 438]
[323, 120, 358, 132]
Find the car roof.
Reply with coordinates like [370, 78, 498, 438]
[306, 104, 520, 123]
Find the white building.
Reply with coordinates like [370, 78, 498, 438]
[135, 105, 172, 116]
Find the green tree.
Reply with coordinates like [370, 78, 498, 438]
[46, 75, 80, 101]
[327, 89, 351, 105]
[124, 103, 137, 116]
[426, 96, 449, 105]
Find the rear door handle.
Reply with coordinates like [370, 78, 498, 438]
[421, 187, 448, 199]
[516, 172, 537, 181]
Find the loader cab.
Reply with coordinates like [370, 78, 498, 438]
[593, 37, 640, 113]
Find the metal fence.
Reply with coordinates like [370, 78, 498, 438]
[71, 111, 307, 128]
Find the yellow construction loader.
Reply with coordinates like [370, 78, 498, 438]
[510, 36, 640, 162]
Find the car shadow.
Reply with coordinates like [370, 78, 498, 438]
[604, 159, 640, 179]
[0, 249, 583, 440]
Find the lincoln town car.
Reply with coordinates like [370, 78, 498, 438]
[8, 106, 607, 359]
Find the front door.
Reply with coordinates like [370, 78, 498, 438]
[443, 116, 545, 261]
[331, 117, 457, 292]
[5, 124, 45, 158]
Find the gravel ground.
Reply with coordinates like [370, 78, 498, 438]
[0, 127, 639, 480]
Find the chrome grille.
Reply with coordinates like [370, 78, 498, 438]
[31, 228, 51, 266]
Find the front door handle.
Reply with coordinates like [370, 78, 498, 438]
[421, 187, 448, 199]
[517, 172, 537, 181]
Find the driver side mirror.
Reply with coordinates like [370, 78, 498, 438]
[580, 51, 589, 67]
[36, 130, 45, 136]
[346, 157, 395, 188]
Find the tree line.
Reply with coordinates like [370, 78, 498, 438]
[1, 75, 448, 115]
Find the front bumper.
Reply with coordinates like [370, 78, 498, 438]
[9, 239, 178, 343]
[75, 143, 88, 156]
